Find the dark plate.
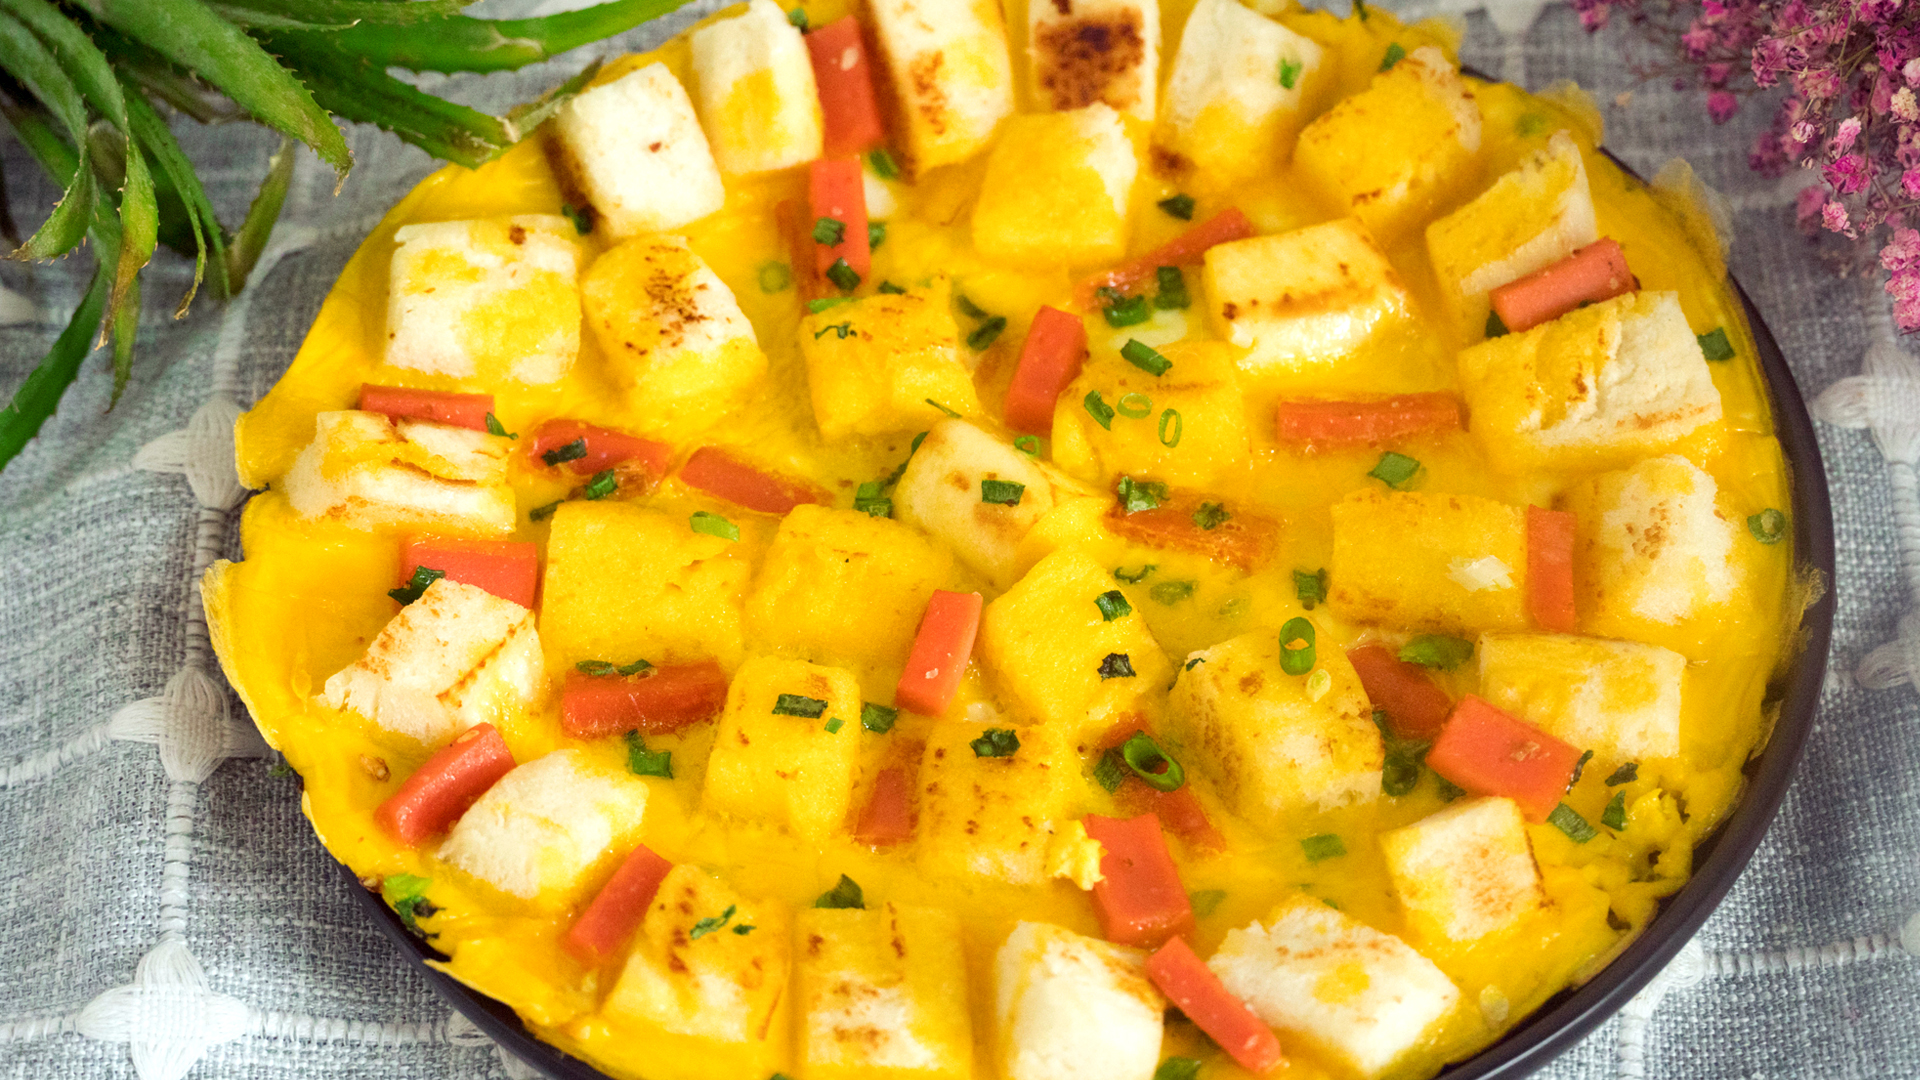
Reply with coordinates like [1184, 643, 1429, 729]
[341, 173, 1838, 1080]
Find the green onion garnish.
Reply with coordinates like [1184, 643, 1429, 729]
[484, 413, 514, 438]
[824, 716, 844, 734]
[814, 321, 854, 339]
[1092, 750, 1127, 793]
[1115, 475, 1167, 512]
[690, 511, 739, 541]
[1185, 656, 1206, 670]
[1095, 589, 1132, 621]
[1114, 564, 1155, 584]
[812, 216, 845, 245]
[1601, 790, 1628, 830]
[576, 660, 616, 676]
[529, 500, 562, 522]
[1279, 617, 1316, 675]
[1301, 833, 1347, 862]
[388, 566, 444, 606]
[1485, 308, 1510, 338]
[1570, 749, 1595, 787]
[1397, 634, 1473, 669]
[971, 728, 1021, 757]
[1278, 58, 1302, 89]
[1158, 409, 1182, 447]
[759, 261, 792, 293]
[617, 659, 654, 676]
[1748, 508, 1787, 543]
[1150, 580, 1196, 604]
[1191, 501, 1230, 530]
[583, 469, 618, 500]
[926, 398, 961, 418]
[968, 316, 1007, 350]
[868, 221, 887, 250]
[689, 904, 736, 939]
[734, 924, 756, 935]
[826, 258, 861, 291]
[956, 294, 989, 320]
[1119, 731, 1184, 791]
[1373, 711, 1431, 797]
[861, 703, 898, 733]
[1188, 891, 1226, 917]
[1156, 193, 1196, 220]
[787, 6, 808, 28]
[1380, 42, 1405, 70]
[1098, 653, 1136, 679]
[542, 437, 587, 467]
[1697, 327, 1734, 361]
[854, 480, 892, 518]
[560, 204, 593, 235]
[1117, 392, 1152, 419]
[1154, 266, 1190, 310]
[626, 731, 673, 779]
[1014, 434, 1040, 456]
[382, 874, 437, 934]
[1605, 762, 1639, 786]
[1155, 1057, 1202, 1080]
[1085, 390, 1116, 430]
[1294, 568, 1328, 610]
[1548, 803, 1599, 842]
[808, 297, 853, 313]
[1099, 288, 1151, 327]
[1435, 773, 1467, 802]
[814, 874, 864, 909]
[773, 694, 828, 718]
[981, 479, 1025, 505]
[1368, 450, 1421, 489]
[868, 149, 899, 179]
[877, 280, 906, 294]
[1121, 338, 1172, 376]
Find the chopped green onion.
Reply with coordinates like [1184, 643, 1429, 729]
[955, 294, 989, 320]
[1601, 791, 1628, 830]
[560, 204, 592, 234]
[826, 258, 861, 291]
[1605, 762, 1639, 786]
[626, 731, 673, 779]
[1373, 711, 1432, 797]
[1095, 589, 1132, 621]
[1114, 564, 1155, 584]
[877, 281, 906, 294]
[1354, 0, 1369, 17]
[690, 511, 740, 541]
[1485, 308, 1510, 338]
[1278, 58, 1303, 89]
[1085, 390, 1116, 430]
[529, 500, 562, 522]
[759, 261, 792, 293]
[1119, 731, 1184, 791]
[617, 659, 654, 676]
[388, 566, 444, 605]
[868, 149, 899, 179]
[1570, 749, 1595, 787]
[1368, 450, 1421, 489]
[861, 703, 898, 733]
[814, 321, 854, 339]
[1306, 667, 1332, 700]
[1154, 266, 1190, 309]
[814, 874, 864, 909]
[484, 413, 514, 438]
[689, 904, 736, 939]
[576, 660, 616, 676]
[1397, 635, 1474, 670]
[1188, 890, 1226, 917]
[808, 297, 853, 313]
[1192, 502, 1230, 530]
[1185, 656, 1206, 670]
[968, 316, 1007, 350]
[1301, 833, 1346, 862]
[1697, 327, 1735, 361]
[1294, 568, 1328, 609]
[868, 221, 887, 250]
[1115, 475, 1167, 512]
[1279, 617, 1316, 675]
[1156, 193, 1196, 220]
[1380, 42, 1406, 70]
[1158, 409, 1182, 448]
[926, 398, 962, 418]
[734, 924, 756, 935]
[382, 873, 437, 934]
[1121, 338, 1172, 376]
[1098, 653, 1136, 679]
[1150, 580, 1196, 604]
[1099, 288, 1151, 327]
[1092, 750, 1127, 793]
[1014, 435, 1041, 456]
[981, 479, 1026, 505]
[773, 694, 828, 718]
[788, 6, 809, 28]
[1748, 508, 1787, 544]
[1117, 393, 1152, 419]
[854, 481, 892, 518]
[583, 468, 618, 500]
[1548, 803, 1599, 843]
[542, 436, 587, 466]
[824, 716, 845, 734]
[812, 216, 845, 245]
[1434, 773, 1467, 802]
[971, 728, 1021, 757]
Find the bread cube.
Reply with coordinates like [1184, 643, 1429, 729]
[1425, 130, 1597, 326]
[1477, 633, 1686, 760]
[581, 235, 767, 439]
[1294, 46, 1482, 242]
[795, 904, 972, 1080]
[1457, 291, 1723, 473]
[918, 721, 1073, 884]
[1209, 895, 1460, 1078]
[978, 549, 1172, 734]
[1166, 627, 1379, 829]
[747, 505, 954, 670]
[438, 749, 649, 906]
[702, 655, 863, 841]
[690, 0, 824, 174]
[894, 419, 1056, 587]
[1561, 455, 1740, 652]
[604, 864, 790, 1062]
[319, 579, 540, 745]
[994, 922, 1164, 1080]
[386, 215, 581, 384]
[552, 63, 725, 238]
[540, 501, 752, 670]
[283, 411, 516, 536]
[1029, 0, 1159, 119]
[973, 104, 1137, 267]
[1158, 0, 1324, 179]
[1329, 489, 1530, 634]
[798, 279, 982, 441]
[868, 0, 1014, 172]
[1049, 341, 1248, 489]
[1201, 218, 1415, 376]
[1380, 796, 1544, 944]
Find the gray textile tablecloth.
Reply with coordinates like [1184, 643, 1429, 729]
[1, 2, 1914, 1077]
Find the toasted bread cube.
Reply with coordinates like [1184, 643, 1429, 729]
[604, 864, 790, 1063]
[1210, 895, 1460, 1078]
[798, 279, 982, 441]
[541, 501, 753, 670]
[973, 105, 1137, 268]
[1329, 489, 1530, 634]
[1561, 455, 1741, 653]
[690, 0, 824, 174]
[978, 549, 1172, 733]
[1457, 291, 1723, 473]
[918, 722, 1073, 884]
[894, 419, 1057, 586]
[284, 411, 516, 536]
[552, 63, 725, 238]
[702, 655, 863, 840]
[869, 0, 1014, 172]
[1201, 218, 1415, 375]
[1380, 797, 1544, 944]
[1166, 626, 1380, 829]
[386, 215, 581, 384]
[438, 749, 649, 907]
[994, 922, 1164, 1080]
[795, 904, 972, 1080]
[319, 578, 541, 745]
[1050, 341, 1247, 488]
[1425, 130, 1597, 327]
[1477, 633, 1686, 760]
[1029, 0, 1159, 119]
[747, 505, 954, 670]
[581, 235, 767, 439]
[1158, 0, 1324, 179]
[1294, 47, 1481, 242]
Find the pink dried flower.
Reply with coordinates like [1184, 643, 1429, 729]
[1895, 87, 1920, 120]
[1904, 167, 1920, 196]
[1824, 199, 1853, 233]
[1826, 153, 1872, 194]
[1708, 90, 1742, 121]
[1798, 185, 1829, 232]
[1887, 265, 1920, 331]
[1834, 116, 1863, 151]
[1905, 56, 1920, 85]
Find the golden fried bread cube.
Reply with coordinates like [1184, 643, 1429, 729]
[701, 655, 863, 841]
[1379, 796, 1545, 944]
[540, 502, 752, 670]
[978, 549, 1172, 734]
[386, 215, 581, 384]
[1166, 626, 1380, 829]
[1028, 0, 1159, 119]
[1294, 46, 1482, 242]
[869, 0, 1014, 172]
[603, 864, 790, 1069]
[689, 0, 823, 174]
[319, 578, 541, 746]
[795, 904, 972, 1080]
[917, 722, 1073, 884]
[1201, 218, 1415, 376]
[283, 411, 516, 535]
[994, 922, 1164, 1080]
[1329, 489, 1530, 634]
[1157, 0, 1325, 179]
[551, 63, 725, 238]
[581, 234, 767, 439]
[894, 419, 1059, 587]
[1209, 895, 1460, 1078]
[1477, 632, 1686, 760]
[1049, 340, 1248, 489]
[746, 504, 954, 670]
[798, 279, 982, 441]
[438, 750, 648, 907]
[1457, 291, 1722, 473]
[972, 104, 1138, 268]
[1425, 130, 1597, 328]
